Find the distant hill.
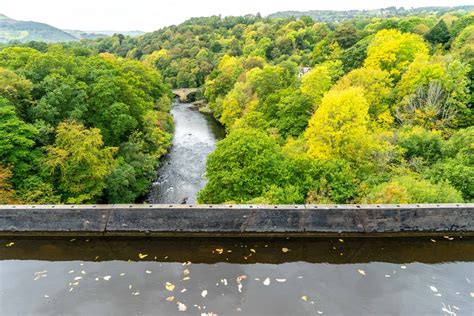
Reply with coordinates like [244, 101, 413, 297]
[0, 14, 76, 43]
[64, 30, 145, 40]
[268, 5, 474, 22]
[0, 14, 144, 43]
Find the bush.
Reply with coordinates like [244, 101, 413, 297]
[363, 175, 464, 203]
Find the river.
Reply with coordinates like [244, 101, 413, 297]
[148, 101, 224, 204]
[1, 237, 473, 315]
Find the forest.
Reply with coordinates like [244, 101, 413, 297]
[0, 8, 473, 204]
[0, 46, 173, 204]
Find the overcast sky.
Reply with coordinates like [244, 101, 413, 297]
[1, 0, 471, 32]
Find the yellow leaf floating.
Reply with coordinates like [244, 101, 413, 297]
[338, 239, 344, 243]
[250, 249, 256, 253]
[358, 269, 366, 276]
[6, 242, 14, 247]
[138, 253, 148, 259]
[281, 247, 289, 253]
[214, 248, 224, 255]
[166, 296, 174, 302]
[165, 282, 175, 291]
[301, 296, 308, 301]
[183, 269, 190, 276]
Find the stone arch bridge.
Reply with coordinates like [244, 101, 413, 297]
[172, 88, 199, 102]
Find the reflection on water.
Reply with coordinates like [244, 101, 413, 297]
[148, 102, 224, 204]
[1, 237, 473, 315]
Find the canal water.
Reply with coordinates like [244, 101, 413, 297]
[1, 237, 473, 315]
[148, 102, 224, 204]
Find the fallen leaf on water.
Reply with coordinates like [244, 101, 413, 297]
[103, 276, 111, 281]
[429, 285, 438, 293]
[44, 295, 49, 298]
[250, 249, 256, 253]
[470, 292, 474, 297]
[236, 275, 247, 283]
[146, 270, 152, 274]
[181, 288, 187, 293]
[276, 278, 287, 283]
[358, 269, 366, 276]
[281, 247, 289, 253]
[120, 273, 126, 276]
[138, 253, 148, 259]
[128, 284, 132, 289]
[263, 278, 270, 286]
[301, 296, 308, 301]
[443, 236, 454, 241]
[68, 270, 74, 274]
[338, 239, 344, 243]
[132, 291, 140, 296]
[81, 271, 86, 275]
[165, 282, 175, 291]
[166, 296, 175, 302]
[201, 290, 208, 298]
[74, 277, 82, 281]
[430, 239, 437, 243]
[5, 242, 14, 247]
[177, 302, 187, 311]
[183, 269, 190, 275]
[182, 276, 190, 281]
[400, 265, 407, 269]
[238, 283, 243, 292]
[214, 248, 224, 255]
[385, 275, 391, 278]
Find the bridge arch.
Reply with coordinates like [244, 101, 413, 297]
[172, 88, 199, 102]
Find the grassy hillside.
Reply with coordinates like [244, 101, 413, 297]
[0, 14, 76, 43]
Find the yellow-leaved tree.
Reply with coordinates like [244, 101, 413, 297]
[333, 67, 393, 119]
[364, 29, 429, 81]
[305, 87, 369, 160]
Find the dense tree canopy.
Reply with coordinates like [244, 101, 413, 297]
[1, 8, 473, 205]
[0, 45, 173, 203]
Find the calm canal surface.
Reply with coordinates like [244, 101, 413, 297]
[1, 237, 473, 315]
[148, 102, 224, 204]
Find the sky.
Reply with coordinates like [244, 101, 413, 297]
[1, 0, 471, 32]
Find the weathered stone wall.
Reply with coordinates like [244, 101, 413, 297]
[0, 204, 473, 237]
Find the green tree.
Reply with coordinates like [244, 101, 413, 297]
[425, 20, 451, 45]
[0, 98, 37, 181]
[198, 128, 289, 203]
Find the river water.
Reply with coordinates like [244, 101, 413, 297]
[148, 102, 224, 204]
[1, 237, 473, 315]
